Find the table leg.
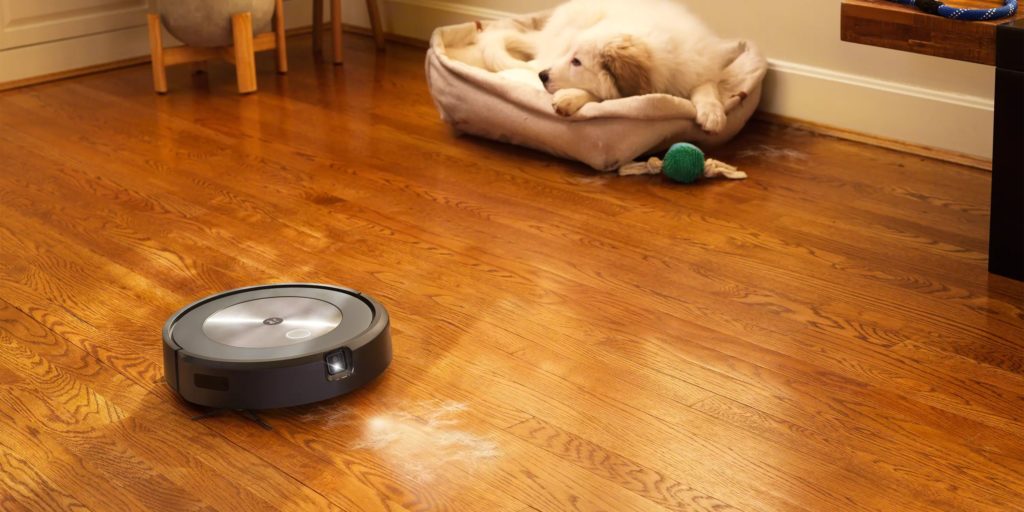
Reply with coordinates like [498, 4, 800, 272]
[366, 0, 385, 50]
[147, 14, 167, 94]
[274, 0, 288, 73]
[313, 0, 324, 54]
[331, 0, 343, 64]
[232, 12, 258, 94]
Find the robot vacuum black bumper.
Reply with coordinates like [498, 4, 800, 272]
[163, 284, 391, 410]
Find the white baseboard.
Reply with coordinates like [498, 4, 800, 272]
[761, 59, 993, 160]
[388, 0, 516, 21]
[0, 25, 148, 84]
[383, 0, 512, 41]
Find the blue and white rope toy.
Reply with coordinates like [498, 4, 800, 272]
[886, 0, 1017, 21]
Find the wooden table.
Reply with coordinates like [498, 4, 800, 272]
[842, 0, 1024, 281]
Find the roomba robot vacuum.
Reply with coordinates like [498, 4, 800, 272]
[163, 283, 391, 410]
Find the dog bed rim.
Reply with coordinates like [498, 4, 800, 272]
[427, 19, 767, 123]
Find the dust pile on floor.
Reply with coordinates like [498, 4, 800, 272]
[354, 400, 500, 480]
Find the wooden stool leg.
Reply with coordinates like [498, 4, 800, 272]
[274, 0, 288, 73]
[147, 13, 168, 94]
[312, 0, 324, 55]
[331, 0, 343, 64]
[366, 0, 385, 50]
[231, 12, 258, 94]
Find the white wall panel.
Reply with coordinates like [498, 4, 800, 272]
[1, 0, 148, 50]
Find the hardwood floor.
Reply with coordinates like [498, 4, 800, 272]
[1, 33, 1022, 511]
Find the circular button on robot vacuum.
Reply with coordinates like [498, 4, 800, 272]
[163, 284, 392, 410]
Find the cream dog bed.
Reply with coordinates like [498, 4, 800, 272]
[425, 12, 768, 173]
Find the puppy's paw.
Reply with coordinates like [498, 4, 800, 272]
[552, 89, 592, 117]
[696, 103, 726, 134]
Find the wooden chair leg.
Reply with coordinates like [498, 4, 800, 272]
[147, 13, 168, 94]
[231, 12, 258, 94]
[366, 0, 385, 50]
[312, 0, 324, 54]
[331, 0, 343, 64]
[274, 0, 288, 73]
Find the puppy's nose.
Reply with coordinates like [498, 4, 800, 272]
[539, 70, 550, 84]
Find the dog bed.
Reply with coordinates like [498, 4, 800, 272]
[425, 11, 769, 172]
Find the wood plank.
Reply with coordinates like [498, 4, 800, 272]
[0, 300, 343, 511]
[756, 112, 993, 171]
[0, 440, 90, 512]
[8, 80, 1024, 428]
[841, 0, 1024, 65]
[0, 33, 1022, 511]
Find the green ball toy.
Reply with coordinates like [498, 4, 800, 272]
[617, 142, 745, 182]
[661, 142, 705, 184]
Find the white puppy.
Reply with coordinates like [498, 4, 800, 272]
[471, 0, 744, 134]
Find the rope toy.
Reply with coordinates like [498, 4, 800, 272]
[618, 143, 747, 183]
[885, 0, 1017, 21]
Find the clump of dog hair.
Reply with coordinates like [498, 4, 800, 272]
[737, 144, 810, 161]
[352, 401, 500, 481]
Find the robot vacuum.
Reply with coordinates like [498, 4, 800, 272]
[163, 283, 391, 410]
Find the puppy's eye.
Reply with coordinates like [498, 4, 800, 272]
[571, 58, 581, 67]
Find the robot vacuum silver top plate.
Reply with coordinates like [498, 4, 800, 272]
[167, 284, 378, 363]
[202, 297, 344, 349]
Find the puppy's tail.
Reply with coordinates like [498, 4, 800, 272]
[478, 29, 535, 71]
[716, 39, 757, 94]
[716, 40, 747, 70]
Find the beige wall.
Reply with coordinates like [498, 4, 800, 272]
[680, 0, 991, 98]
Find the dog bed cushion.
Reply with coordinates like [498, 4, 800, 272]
[425, 11, 768, 172]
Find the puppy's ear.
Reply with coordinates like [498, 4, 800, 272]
[600, 35, 653, 97]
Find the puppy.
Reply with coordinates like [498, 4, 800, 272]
[468, 0, 744, 134]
